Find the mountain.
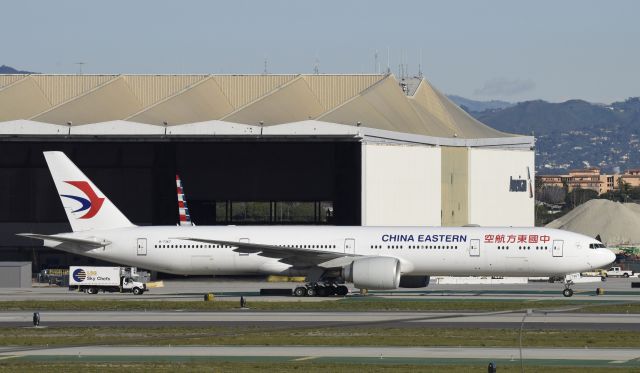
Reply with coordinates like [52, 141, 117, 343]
[446, 95, 514, 112]
[0, 65, 36, 74]
[468, 98, 640, 174]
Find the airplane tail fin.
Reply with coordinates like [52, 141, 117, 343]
[43, 151, 135, 232]
[176, 174, 194, 226]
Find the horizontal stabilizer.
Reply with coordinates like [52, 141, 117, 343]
[17, 233, 111, 248]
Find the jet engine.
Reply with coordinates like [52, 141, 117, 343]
[343, 257, 401, 290]
[399, 275, 430, 288]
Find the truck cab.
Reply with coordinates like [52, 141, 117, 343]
[120, 276, 146, 295]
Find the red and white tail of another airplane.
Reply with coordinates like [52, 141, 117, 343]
[176, 175, 194, 226]
[17, 151, 616, 297]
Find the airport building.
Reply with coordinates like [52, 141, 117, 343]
[0, 74, 534, 269]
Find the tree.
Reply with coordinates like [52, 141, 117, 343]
[538, 186, 566, 205]
[618, 177, 631, 202]
[565, 188, 598, 209]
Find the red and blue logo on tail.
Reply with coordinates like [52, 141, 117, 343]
[61, 181, 105, 219]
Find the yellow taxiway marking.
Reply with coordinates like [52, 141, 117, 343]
[292, 356, 319, 361]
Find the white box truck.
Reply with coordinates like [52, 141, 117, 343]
[69, 266, 147, 295]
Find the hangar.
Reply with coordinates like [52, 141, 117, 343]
[0, 73, 534, 270]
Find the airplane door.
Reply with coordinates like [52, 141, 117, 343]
[469, 239, 480, 257]
[137, 238, 147, 256]
[552, 240, 564, 257]
[238, 238, 249, 256]
[344, 238, 356, 255]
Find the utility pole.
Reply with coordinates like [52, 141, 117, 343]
[75, 62, 86, 75]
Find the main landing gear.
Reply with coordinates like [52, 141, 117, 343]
[293, 282, 349, 297]
[562, 279, 574, 297]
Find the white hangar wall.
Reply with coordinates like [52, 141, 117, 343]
[467, 148, 535, 227]
[361, 143, 441, 226]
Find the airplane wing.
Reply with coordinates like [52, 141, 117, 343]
[17, 233, 111, 248]
[174, 237, 355, 267]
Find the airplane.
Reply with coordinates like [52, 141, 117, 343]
[18, 151, 615, 297]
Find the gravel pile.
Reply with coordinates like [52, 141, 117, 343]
[546, 199, 640, 245]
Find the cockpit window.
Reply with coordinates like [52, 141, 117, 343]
[589, 243, 606, 249]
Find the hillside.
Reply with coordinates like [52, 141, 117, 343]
[447, 95, 513, 112]
[470, 98, 640, 173]
[0, 65, 36, 74]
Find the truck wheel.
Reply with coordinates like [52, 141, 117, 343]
[305, 287, 316, 297]
[132, 287, 143, 295]
[293, 287, 306, 297]
[562, 288, 573, 297]
[623, 273, 629, 278]
[336, 285, 349, 296]
[87, 287, 98, 295]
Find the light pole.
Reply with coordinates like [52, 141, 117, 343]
[519, 308, 532, 373]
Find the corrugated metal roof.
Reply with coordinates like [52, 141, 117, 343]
[223, 76, 324, 125]
[127, 77, 233, 125]
[215, 75, 297, 109]
[0, 77, 51, 121]
[124, 75, 208, 107]
[33, 75, 116, 106]
[32, 77, 143, 125]
[0, 73, 514, 139]
[303, 74, 385, 111]
[0, 75, 27, 89]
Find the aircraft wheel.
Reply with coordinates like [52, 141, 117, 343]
[336, 285, 349, 296]
[293, 287, 307, 297]
[562, 288, 574, 297]
[305, 287, 317, 297]
[317, 286, 329, 297]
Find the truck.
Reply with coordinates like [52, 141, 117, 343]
[69, 266, 147, 295]
[605, 266, 634, 278]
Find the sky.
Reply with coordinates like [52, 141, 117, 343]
[2, 0, 639, 103]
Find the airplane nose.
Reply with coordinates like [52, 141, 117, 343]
[600, 249, 616, 267]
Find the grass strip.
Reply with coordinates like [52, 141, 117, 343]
[1, 326, 639, 348]
[0, 361, 638, 373]
[2, 299, 638, 312]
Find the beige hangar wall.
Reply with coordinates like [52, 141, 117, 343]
[361, 143, 441, 226]
[467, 148, 535, 227]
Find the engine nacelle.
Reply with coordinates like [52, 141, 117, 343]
[343, 257, 401, 290]
[399, 275, 430, 288]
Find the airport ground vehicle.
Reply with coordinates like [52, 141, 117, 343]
[606, 267, 634, 278]
[581, 269, 607, 279]
[69, 266, 147, 295]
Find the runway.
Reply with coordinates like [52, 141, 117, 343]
[1, 310, 639, 330]
[1, 346, 640, 367]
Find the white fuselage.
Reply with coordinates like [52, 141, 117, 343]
[47, 225, 615, 278]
